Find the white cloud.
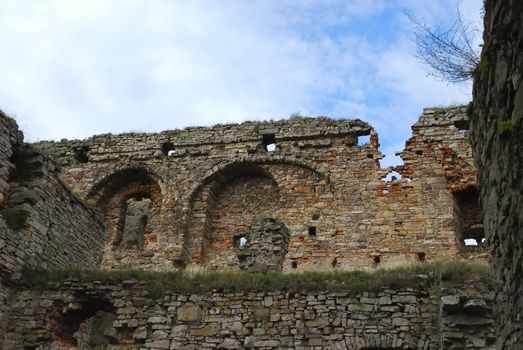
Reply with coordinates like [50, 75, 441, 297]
[0, 0, 482, 166]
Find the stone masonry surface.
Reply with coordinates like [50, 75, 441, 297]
[1, 278, 495, 349]
[0, 110, 105, 347]
[0, 106, 494, 349]
[29, 105, 487, 272]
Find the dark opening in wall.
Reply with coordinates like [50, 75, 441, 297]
[418, 252, 426, 262]
[262, 134, 276, 152]
[73, 146, 90, 163]
[121, 197, 150, 249]
[162, 142, 176, 156]
[453, 187, 485, 249]
[331, 257, 338, 268]
[49, 297, 114, 347]
[454, 119, 470, 130]
[308, 226, 317, 236]
[373, 255, 381, 264]
[311, 214, 320, 220]
[291, 261, 298, 269]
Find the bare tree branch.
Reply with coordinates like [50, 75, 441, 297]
[406, 8, 481, 83]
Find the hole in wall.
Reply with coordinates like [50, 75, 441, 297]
[382, 171, 401, 181]
[121, 197, 150, 250]
[311, 214, 320, 220]
[453, 187, 485, 249]
[49, 298, 114, 347]
[162, 142, 176, 156]
[367, 154, 373, 159]
[73, 146, 90, 163]
[308, 226, 317, 236]
[454, 119, 470, 130]
[357, 134, 371, 146]
[373, 255, 381, 264]
[464, 238, 479, 246]
[262, 134, 277, 152]
[417, 252, 426, 262]
[331, 257, 338, 268]
[415, 150, 423, 155]
[291, 261, 298, 269]
[233, 234, 248, 249]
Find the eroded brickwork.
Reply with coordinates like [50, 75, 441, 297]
[30, 106, 485, 272]
[1, 278, 495, 350]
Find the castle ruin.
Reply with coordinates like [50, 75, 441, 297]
[0, 106, 495, 349]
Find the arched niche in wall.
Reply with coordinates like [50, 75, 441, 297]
[87, 167, 162, 251]
[184, 162, 281, 269]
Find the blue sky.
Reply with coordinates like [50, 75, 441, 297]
[0, 0, 483, 167]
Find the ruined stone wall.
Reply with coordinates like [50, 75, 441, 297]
[31, 106, 484, 272]
[395, 106, 487, 260]
[0, 111, 23, 338]
[1, 279, 495, 349]
[0, 111, 106, 347]
[471, 1, 523, 348]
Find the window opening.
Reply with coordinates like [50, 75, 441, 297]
[162, 142, 176, 156]
[262, 134, 276, 152]
[357, 134, 371, 146]
[308, 226, 317, 236]
[233, 234, 248, 249]
[453, 187, 485, 249]
[373, 255, 381, 264]
[311, 214, 320, 220]
[454, 119, 470, 130]
[291, 261, 298, 269]
[121, 197, 150, 249]
[73, 146, 90, 163]
[417, 252, 426, 262]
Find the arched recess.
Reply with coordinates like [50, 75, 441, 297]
[87, 167, 162, 251]
[184, 162, 281, 268]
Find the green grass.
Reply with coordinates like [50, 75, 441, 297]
[22, 261, 490, 298]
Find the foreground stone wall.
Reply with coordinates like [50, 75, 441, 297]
[1, 278, 495, 349]
[31, 106, 485, 272]
[471, 1, 523, 348]
[0, 111, 106, 347]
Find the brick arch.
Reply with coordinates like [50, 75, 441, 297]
[86, 166, 163, 209]
[185, 156, 328, 204]
[183, 161, 280, 267]
[86, 167, 163, 267]
[182, 159, 331, 268]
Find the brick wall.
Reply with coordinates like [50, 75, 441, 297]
[31, 106, 486, 271]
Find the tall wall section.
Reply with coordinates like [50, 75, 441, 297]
[0, 111, 106, 347]
[31, 105, 485, 272]
[471, 1, 523, 348]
